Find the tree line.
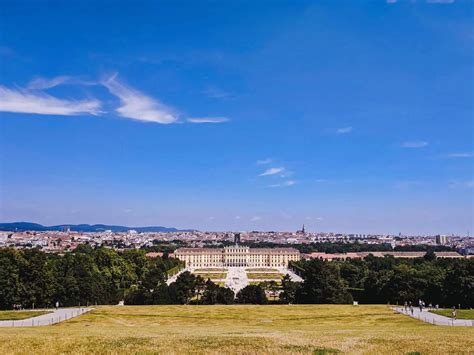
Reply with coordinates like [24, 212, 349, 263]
[289, 252, 473, 308]
[0, 245, 181, 309]
[1, 247, 472, 309]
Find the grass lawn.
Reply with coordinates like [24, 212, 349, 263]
[431, 309, 474, 320]
[249, 281, 282, 286]
[1, 305, 472, 354]
[193, 268, 227, 273]
[0, 311, 50, 321]
[245, 268, 279, 272]
[246, 272, 283, 280]
[193, 272, 227, 279]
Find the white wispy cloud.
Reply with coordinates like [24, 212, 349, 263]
[336, 126, 353, 134]
[259, 167, 285, 176]
[449, 180, 474, 189]
[187, 117, 229, 123]
[269, 180, 297, 188]
[102, 74, 179, 124]
[0, 85, 101, 116]
[250, 216, 261, 222]
[27, 76, 73, 90]
[401, 141, 429, 148]
[27, 76, 96, 90]
[427, 0, 455, 3]
[4, 74, 229, 125]
[204, 86, 233, 99]
[440, 152, 473, 158]
[256, 158, 272, 165]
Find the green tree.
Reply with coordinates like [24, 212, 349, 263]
[236, 285, 267, 304]
[296, 259, 352, 304]
[280, 274, 300, 304]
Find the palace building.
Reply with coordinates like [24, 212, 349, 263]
[173, 245, 300, 268]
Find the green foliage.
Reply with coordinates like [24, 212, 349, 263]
[0, 247, 180, 309]
[296, 258, 352, 304]
[201, 279, 235, 304]
[236, 285, 268, 304]
[291, 256, 474, 307]
[279, 274, 300, 304]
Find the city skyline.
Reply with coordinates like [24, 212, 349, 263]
[1, 1, 473, 235]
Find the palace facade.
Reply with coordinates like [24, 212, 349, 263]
[173, 245, 300, 268]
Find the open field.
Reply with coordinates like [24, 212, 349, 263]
[193, 272, 227, 279]
[431, 309, 474, 320]
[245, 268, 279, 272]
[0, 305, 473, 354]
[246, 272, 283, 279]
[0, 311, 50, 321]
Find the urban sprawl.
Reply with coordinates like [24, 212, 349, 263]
[1, 227, 473, 259]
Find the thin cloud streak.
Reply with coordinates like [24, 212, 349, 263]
[259, 167, 285, 176]
[27, 76, 96, 90]
[27, 76, 72, 90]
[269, 180, 297, 188]
[336, 126, 352, 134]
[256, 158, 272, 165]
[440, 152, 473, 158]
[102, 74, 179, 124]
[401, 141, 429, 148]
[187, 117, 229, 123]
[0, 85, 101, 116]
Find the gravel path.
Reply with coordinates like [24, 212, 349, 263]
[395, 307, 474, 326]
[0, 308, 92, 327]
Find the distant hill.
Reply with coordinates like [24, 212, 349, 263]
[0, 222, 195, 233]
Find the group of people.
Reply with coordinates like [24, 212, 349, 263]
[403, 300, 439, 315]
[12, 304, 23, 311]
[403, 300, 457, 320]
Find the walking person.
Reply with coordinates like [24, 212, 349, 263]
[452, 306, 457, 321]
[55, 301, 59, 310]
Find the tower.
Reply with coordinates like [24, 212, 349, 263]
[234, 233, 241, 245]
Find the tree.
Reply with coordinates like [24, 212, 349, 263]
[168, 271, 201, 304]
[280, 274, 300, 304]
[236, 285, 267, 304]
[216, 287, 235, 304]
[296, 259, 352, 304]
[424, 250, 437, 262]
[201, 279, 219, 304]
[443, 260, 474, 308]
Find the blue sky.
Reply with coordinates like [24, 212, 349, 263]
[0, 0, 473, 234]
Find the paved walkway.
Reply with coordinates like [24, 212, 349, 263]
[225, 267, 249, 294]
[0, 308, 92, 327]
[277, 267, 303, 282]
[395, 307, 474, 326]
[166, 268, 189, 285]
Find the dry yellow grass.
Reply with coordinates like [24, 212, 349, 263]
[0, 311, 50, 321]
[0, 305, 473, 354]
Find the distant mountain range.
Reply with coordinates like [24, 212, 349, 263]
[0, 222, 194, 233]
